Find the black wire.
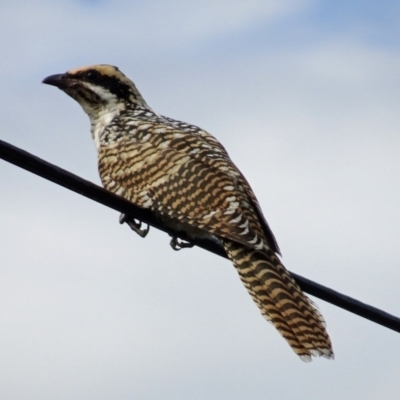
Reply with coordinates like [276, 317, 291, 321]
[1, 138, 399, 333]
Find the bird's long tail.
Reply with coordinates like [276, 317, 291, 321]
[223, 239, 334, 361]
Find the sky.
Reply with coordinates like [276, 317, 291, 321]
[1, 1, 400, 399]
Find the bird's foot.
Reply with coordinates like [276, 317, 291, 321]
[170, 236, 195, 251]
[119, 213, 150, 238]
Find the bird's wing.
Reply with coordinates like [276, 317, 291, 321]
[164, 117, 281, 254]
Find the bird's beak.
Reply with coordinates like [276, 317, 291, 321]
[42, 73, 68, 88]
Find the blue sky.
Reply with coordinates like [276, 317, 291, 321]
[0, 1, 399, 399]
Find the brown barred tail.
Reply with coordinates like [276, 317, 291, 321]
[223, 239, 334, 361]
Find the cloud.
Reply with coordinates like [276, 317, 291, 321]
[0, 0, 312, 77]
[0, 1, 400, 399]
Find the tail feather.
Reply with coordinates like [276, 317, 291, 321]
[223, 239, 334, 361]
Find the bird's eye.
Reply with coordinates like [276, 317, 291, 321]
[85, 70, 100, 81]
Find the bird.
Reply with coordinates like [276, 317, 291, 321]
[43, 64, 334, 361]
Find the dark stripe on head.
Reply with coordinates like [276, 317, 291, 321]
[75, 69, 134, 101]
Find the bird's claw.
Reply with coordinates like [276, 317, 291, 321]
[170, 236, 195, 251]
[119, 213, 150, 238]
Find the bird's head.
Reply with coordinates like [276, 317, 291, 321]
[43, 64, 149, 118]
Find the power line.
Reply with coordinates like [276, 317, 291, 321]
[1, 138, 399, 333]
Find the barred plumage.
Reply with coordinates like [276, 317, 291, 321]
[43, 64, 334, 361]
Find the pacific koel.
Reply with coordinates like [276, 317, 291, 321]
[43, 64, 334, 361]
